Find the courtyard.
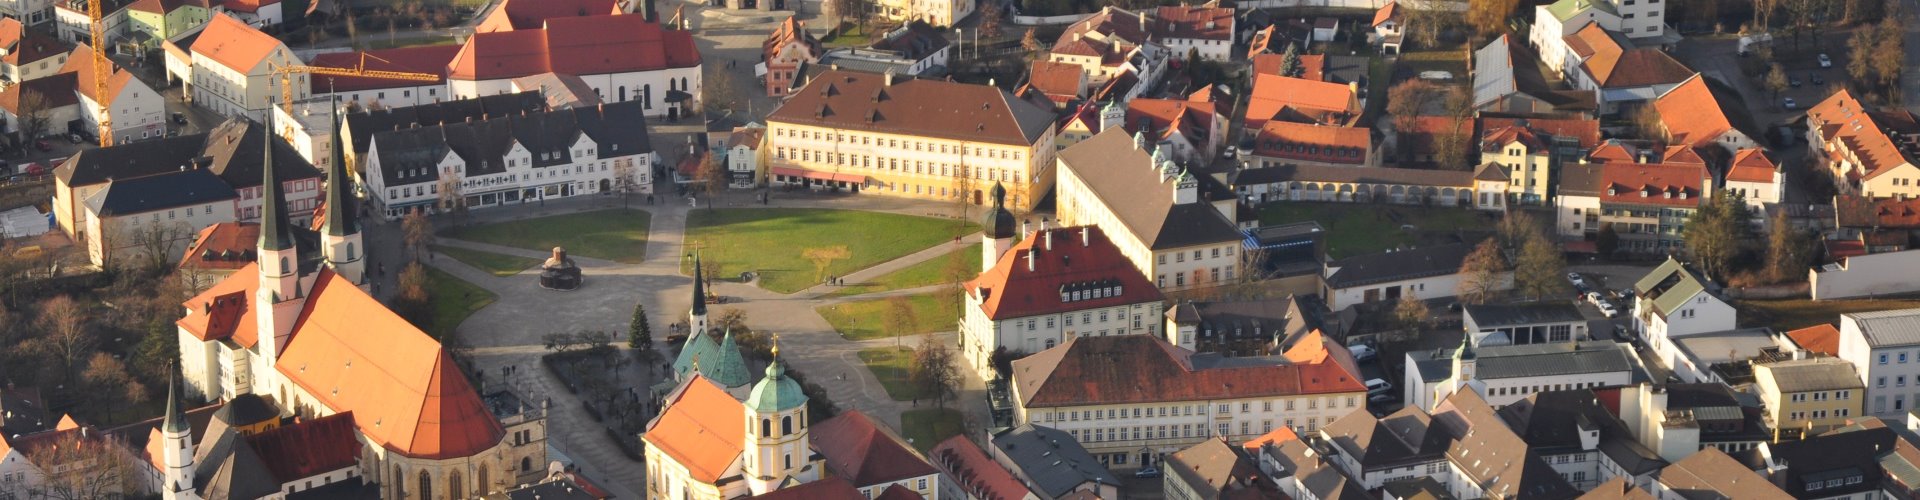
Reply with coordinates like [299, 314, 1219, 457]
[440, 209, 654, 263]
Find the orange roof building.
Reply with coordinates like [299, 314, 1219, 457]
[1656, 74, 1760, 153]
[1245, 73, 1359, 130]
[1121, 95, 1224, 164]
[1724, 148, 1780, 210]
[1786, 325, 1841, 357]
[961, 223, 1165, 378]
[1807, 89, 1920, 200]
[172, 107, 548, 495]
[1563, 23, 1693, 114]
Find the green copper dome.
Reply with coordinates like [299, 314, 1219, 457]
[745, 347, 807, 413]
[671, 328, 754, 388]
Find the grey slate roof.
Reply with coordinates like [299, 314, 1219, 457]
[54, 135, 206, 187]
[1498, 389, 1667, 475]
[1324, 242, 1487, 289]
[1472, 35, 1517, 109]
[344, 91, 546, 155]
[991, 424, 1120, 498]
[369, 99, 654, 187]
[86, 169, 238, 217]
[1058, 129, 1242, 250]
[1464, 302, 1585, 328]
[1845, 308, 1920, 347]
[202, 118, 325, 190]
[1471, 341, 1633, 379]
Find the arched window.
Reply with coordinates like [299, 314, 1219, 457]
[521, 457, 532, 473]
[448, 470, 463, 499]
[761, 418, 772, 437]
[784, 453, 792, 470]
[278, 256, 288, 273]
[346, 242, 356, 260]
[477, 465, 489, 495]
[393, 466, 406, 499]
[418, 470, 433, 500]
[782, 416, 792, 436]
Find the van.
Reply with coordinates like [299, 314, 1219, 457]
[1365, 378, 1393, 395]
[1349, 344, 1377, 363]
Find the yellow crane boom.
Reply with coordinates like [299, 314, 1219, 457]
[271, 53, 440, 111]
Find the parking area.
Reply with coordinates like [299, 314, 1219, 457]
[1674, 32, 1851, 128]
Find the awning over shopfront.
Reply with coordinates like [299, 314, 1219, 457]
[770, 167, 865, 184]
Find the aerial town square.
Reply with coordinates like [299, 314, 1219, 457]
[8, 0, 1920, 498]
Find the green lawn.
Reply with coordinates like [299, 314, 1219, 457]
[1737, 298, 1920, 331]
[368, 35, 458, 50]
[684, 208, 974, 293]
[900, 408, 966, 452]
[817, 291, 961, 340]
[425, 266, 496, 338]
[1257, 202, 1490, 259]
[440, 209, 651, 264]
[825, 25, 874, 46]
[825, 249, 981, 298]
[431, 245, 541, 277]
[858, 347, 926, 401]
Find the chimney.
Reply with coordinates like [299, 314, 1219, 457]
[1045, 229, 1053, 251]
[1022, 219, 1030, 236]
[1081, 227, 1089, 246]
[1139, 11, 1146, 32]
[884, 69, 896, 86]
[1025, 250, 1035, 272]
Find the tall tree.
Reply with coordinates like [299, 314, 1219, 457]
[31, 295, 92, 387]
[394, 262, 433, 332]
[1455, 238, 1506, 304]
[1467, 0, 1520, 38]
[81, 353, 146, 421]
[628, 302, 652, 351]
[23, 431, 136, 500]
[1765, 210, 1811, 283]
[1020, 28, 1041, 60]
[1393, 292, 1429, 339]
[909, 335, 959, 407]
[1683, 190, 1756, 282]
[402, 208, 433, 262]
[885, 295, 917, 349]
[1764, 64, 1788, 100]
[1630, 104, 1666, 142]
[978, 1, 1002, 40]
[1515, 231, 1566, 300]
[1279, 43, 1301, 77]
[1387, 79, 1441, 160]
[704, 65, 740, 114]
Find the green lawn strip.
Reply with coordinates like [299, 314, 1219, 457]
[684, 208, 975, 293]
[1736, 298, 1920, 331]
[1256, 202, 1487, 259]
[824, 249, 981, 298]
[368, 35, 457, 50]
[440, 209, 651, 264]
[425, 266, 496, 338]
[816, 292, 961, 340]
[858, 347, 927, 401]
[900, 408, 966, 452]
[431, 245, 541, 277]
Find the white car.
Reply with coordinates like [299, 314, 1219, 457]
[1585, 292, 1604, 305]
[1365, 378, 1394, 395]
[1818, 53, 1832, 68]
[1597, 301, 1619, 318]
[1350, 344, 1378, 362]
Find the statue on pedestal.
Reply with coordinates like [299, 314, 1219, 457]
[539, 246, 582, 290]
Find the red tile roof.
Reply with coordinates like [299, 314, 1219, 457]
[1053, 8, 1152, 64]
[1481, 125, 1544, 152]
[1661, 145, 1709, 166]
[474, 0, 619, 33]
[449, 14, 700, 81]
[1241, 425, 1299, 451]
[307, 45, 459, 94]
[875, 485, 921, 500]
[1026, 60, 1084, 103]
[1478, 116, 1601, 150]
[1656, 74, 1736, 148]
[1124, 97, 1216, 144]
[1598, 163, 1706, 207]
[1152, 5, 1233, 41]
[762, 17, 821, 67]
[747, 476, 865, 500]
[930, 435, 1031, 500]
[1248, 26, 1281, 55]
[177, 262, 261, 346]
[641, 375, 744, 483]
[1600, 49, 1693, 88]
[1727, 148, 1777, 183]
[60, 45, 137, 107]
[1807, 89, 1919, 182]
[810, 410, 940, 487]
[179, 222, 260, 271]
[1246, 74, 1357, 129]
[771, 70, 1056, 147]
[1250, 53, 1284, 76]
[1012, 335, 1367, 408]
[192, 15, 283, 72]
[965, 226, 1163, 320]
[1252, 120, 1370, 165]
[1298, 54, 1326, 81]
[246, 412, 361, 482]
[1786, 325, 1841, 356]
[271, 268, 505, 459]
[221, 0, 277, 13]
[1373, 1, 1400, 26]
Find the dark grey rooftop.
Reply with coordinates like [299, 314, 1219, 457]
[991, 424, 1120, 498]
[1464, 302, 1587, 328]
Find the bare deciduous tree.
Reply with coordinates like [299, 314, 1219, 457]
[24, 430, 136, 500]
[909, 335, 958, 407]
[402, 208, 434, 262]
[1455, 238, 1507, 305]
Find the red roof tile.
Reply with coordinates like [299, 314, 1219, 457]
[748, 477, 865, 500]
[272, 268, 505, 459]
[307, 45, 458, 93]
[811, 410, 940, 487]
[474, 0, 619, 33]
[1242, 425, 1299, 451]
[1481, 125, 1544, 152]
[1248, 26, 1281, 55]
[1373, 1, 1400, 26]
[1598, 163, 1706, 207]
[1786, 325, 1841, 356]
[1251, 53, 1284, 76]
[1012, 335, 1367, 408]
[450, 15, 700, 81]
[177, 262, 260, 346]
[1479, 116, 1601, 150]
[1124, 97, 1216, 144]
[762, 17, 821, 66]
[1656, 74, 1736, 148]
[192, 15, 282, 72]
[1152, 5, 1233, 41]
[875, 485, 921, 500]
[179, 223, 259, 271]
[1661, 145, 1709, 166]
[771, 70, 1056, 147]
[1246, 74, 1357, 129]
[1252, 120, 1370, 165]
[246, 412, 361, 482]
[60, 45, 137, 107]
[641, 375, 745, 483]
[1807, 89, 1920, 182]
[1727, 148, 1777, 183]
[964, 226, 1163, 320]
[1027, 60, 1084, 102]
[930, 436, 1031, 500]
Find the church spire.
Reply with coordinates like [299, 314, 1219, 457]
[163, 369, 187, 434]
[691, 253, 707, 315]
[258, 112, 292, 251]
[322, 97, 357, 237]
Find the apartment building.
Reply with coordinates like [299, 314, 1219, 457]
[1836, 308, 1920, 418]
[960, 221, 1164, 379]
[1631, 257, 1736, 356]
[1056, 129, 1243, 291]
[764, 70, 1058, 210]
[1049, 7, 1168, 95]
[186, 15, 301, 120]
[1754, 357, 1865, 435]
[1806, 89, 1920, 200]
[1555, 141, 1710, 252]
[1009, 334, 1366, 471]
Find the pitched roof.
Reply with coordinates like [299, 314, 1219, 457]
[772, 70, 1055, 146]
[1765, 425, 1894, 497]
[192, 15, 283, 72]
[640, 375, 745, 483]
[1598, 162, 1705, 207]
[1634, 257, 1717, 317]
[474, 0, 618, 32]
[929, 435, 1031, 500]
[1152, 5, 1234, 41]
[1231, 161, 1472, 190]
[1469, 341, 1635, 379]
[270, 268, 506, 459]
[964, 226, 1162, 320]
[1124, 97, 1217, 147]
[1809, 89, 1920, 181]
[306, 45, 459, 94]
[1598, 48, 1693, 88]
[746, 476, 865, 500]
[990, 424, 1119, 498]
[86, 168, 238, 217]
[1325, 242, 1487, 289]
[1246, 74, 1357, 127]
[1657, 73, 1740, 148]
[60, 44, 138, 106]
[1250, 120, 1371, 165]
[450, 14, 701, 81]
[1844, 308, 1920, 347]
[868, 21, 951, 61]
[1836, 195, 1920, 229]
[1012, 335, 1364, 408]
[1052, 7, 1154, 63]
[127, 0, 208, 14]
[3, 27, 70, 67]
[1025, 60, 1084, 103]
[1056, 129, 1243, 249]
[1757, 357, 1864, 393]
[1165, 438, 1281, 499]
[810, 410, 940, 487]
[1657, 448, 1790, 499]
[0, 72, 80, 115]
[1727, 148, 1777, 183]
[246, 412, 361, 483]
[1372, 1, 1400, 26]
[1786, 324, 1841, 356]
[763, 17, 820, 65]
[201, 117, 326, 189]
[1432, 390, 1581, 500]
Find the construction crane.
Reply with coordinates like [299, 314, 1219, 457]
[270, 53, 439, 112]
[86, 0, 111, 146]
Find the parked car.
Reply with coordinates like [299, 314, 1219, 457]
[1133, 467, 1161, 478]
[1790, 75, 1803, 87]
[1350, 344, 1378, 363]
[1819, 53, 1833, 68]
[171, 112, 186, 125]
[1597, 302, 1620, 318]
[1783, 97, 1799, 109]
[1369, 393, 1397, 404]
[1585, 291, 1605, 305]
[1365, 378, 1394, 395]
[1567, 272, 1585, 285]
[1811, 73, 1825, 85]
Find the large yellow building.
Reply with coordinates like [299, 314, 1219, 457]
[1754, 357, 1865, 436]
[764, 70, 1059, 210]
